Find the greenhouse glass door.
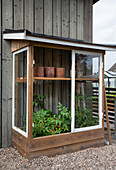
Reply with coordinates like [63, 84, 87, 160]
[12, 47, 29, 137]
[71, 50, 103, 133]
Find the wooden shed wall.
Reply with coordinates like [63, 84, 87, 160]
[0, 0, 93, 147]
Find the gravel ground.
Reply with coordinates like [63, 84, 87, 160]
[0, 132, 116, 170]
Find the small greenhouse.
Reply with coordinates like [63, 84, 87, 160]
[3, 29, 116, 159]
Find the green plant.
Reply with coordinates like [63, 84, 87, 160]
[33, 94, 46, 109]
[33, 106, 71, 138]
[57, 102, 71, 133]
[33, 109, 55, 137]
[75, 93, 99, 128]
[23, 93, 99, 137]
[33, 94, 71, 137]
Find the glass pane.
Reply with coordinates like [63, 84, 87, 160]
[14, 51, 27, 132]
[75, 81, 99, 129]
[32, 48, 72, 138]
[33, 80, 71, 138]
[75, 54, 99, 78]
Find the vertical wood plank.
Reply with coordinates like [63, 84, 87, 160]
[14, 0, 24, 29]
[52, 49, 61, 113]
[34, 47, 44, 99]
[52, 0, 62, 113]
[13, 0, 24, 142]
[62, 0, 70, 38]
[62, 50, 71, 109]
[2, 0, 13, 147]
[43, 0, 53, 110]
[62, 0, 70, 109]
[44, 0, 52, 35]
[53, 0, 62, 36]
[83, 0, 92, 42]
[0, 0, 1, 147]
[104, 86, 112, 145]
[24, 0, 34, 32]
[89, 0, 93, 42]
[102, 53, 105, 129]
[77, 0, 84, 40]
[34, 0, 44, 103]
[35, 0, 43, 34]
[70, 0, 76, 39]
[44, 48, 52, 111]
[44, 0, 53, 110]
[35, 47, 44, 68]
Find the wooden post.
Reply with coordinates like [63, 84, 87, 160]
[104, 86, 112, 145]
[114, 98, 116, 139]
[102, 54, 105, 131]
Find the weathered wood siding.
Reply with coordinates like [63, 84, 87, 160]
[2, 0, 13, 148]
[0, 0, 1, 148]
[0, 0, 93, 147]
[34, 47, 71, 113]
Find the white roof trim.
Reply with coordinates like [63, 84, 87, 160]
[3, 32, 116, 51]
[3, 32, 26, 40]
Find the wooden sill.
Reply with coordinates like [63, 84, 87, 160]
[16, 77, 99, 82]
[34, 77, 99, 82]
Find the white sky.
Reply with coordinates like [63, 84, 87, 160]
[93, 0, 116, 71]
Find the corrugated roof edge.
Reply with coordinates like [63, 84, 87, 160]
[3, 29, 30, 34]
[3, 29, 84, 43]
[28, 31, 84, 43]
[3, 29, 116, 48]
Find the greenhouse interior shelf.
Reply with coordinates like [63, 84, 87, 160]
[16, 77, 99, 81]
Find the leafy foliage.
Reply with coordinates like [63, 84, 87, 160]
[23, 94, 99, 138]
[33, 95, 71, 138]
[57, 102, 71, 133]
[75, 93, 98, 128]
[33, 94, 46, 110]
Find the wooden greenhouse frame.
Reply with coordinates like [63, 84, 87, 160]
[3, 30, 116, 159]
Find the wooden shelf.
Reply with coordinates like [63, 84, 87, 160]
[34, 77, 99, 82]
[16, 77, 99, 83]
[16, 77, 99, 82]
[75, 78, 99, 82]
[34, 77, 71, 80]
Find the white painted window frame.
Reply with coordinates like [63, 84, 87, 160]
[71, 50, 103, 133]
[12, 47, 29, 138]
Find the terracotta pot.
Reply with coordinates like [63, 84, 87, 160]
[45, 67, 55, 77]
[56, 68, 65, 78]
[34, 67, 44, 77]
